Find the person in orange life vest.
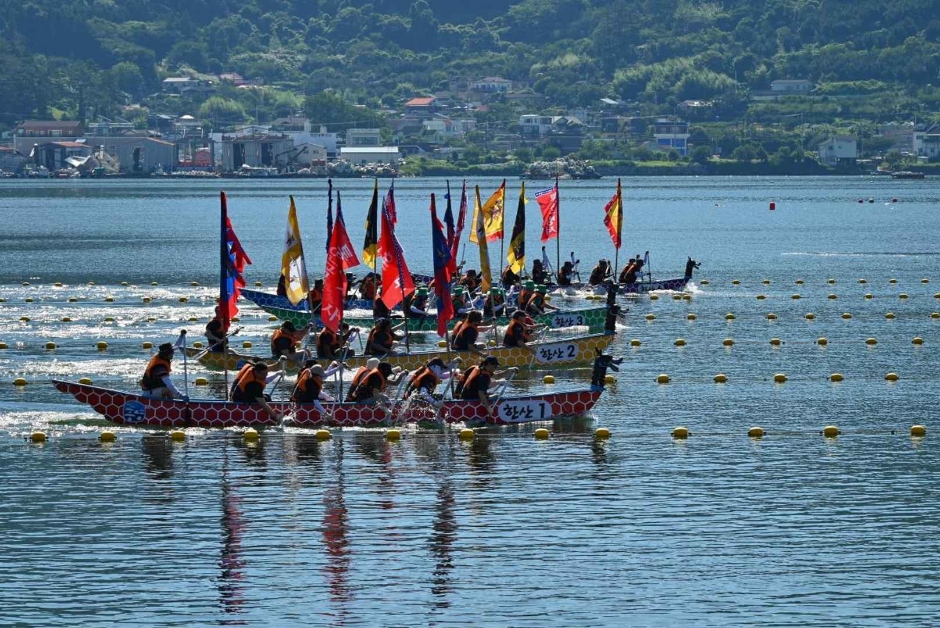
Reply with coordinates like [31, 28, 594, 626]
[317, 321, 357, 359]
[558, 261, 575, 287]
[619, 258, 638, 285]
[141, 342, 186, 400]
[589, 259, 610, 286]
[459, 269, 480, 292]
[404, 357, 460, 406]
[291, 362, 336, 415]
[345, 357, 379, 401]
[366, 318, 404, 355]
[358, 273, 377, 301]
[230, 361, 282, 420]
[205, 306, 229, 353]
[517, 280, 535, 310]
[451, 310, 494, 356]
[503, 310, 535, 348]
[271, 320, 312, 364]
[307, 279, 324, 312]
[350, 362, 405, 404]
[457, 356, 518, 416]
[526, 285, 558, 316]
[483, 288, 507, 318]
[276, 272, 288, 297]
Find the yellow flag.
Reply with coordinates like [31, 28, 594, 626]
[469, 179, 505, 243]
[281, 195, 310, 305]
[474, 186, 492, 293]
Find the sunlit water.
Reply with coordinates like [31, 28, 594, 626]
[2, 177, 940, 626]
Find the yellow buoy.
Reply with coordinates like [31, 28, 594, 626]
[823, 425, 840, 437]
[604, 374, 616, 385]
[595, 427, 611, 439]
[756, 294, 766, 300]
[0, 342, 7, 349]
[773, 373, 787, 383]
[534, 428, 550, 440]
[649, 294, 659, 301]
[865, 337, 877, 345]
[899, 293, 909, 299]
[731, 279, 741, 285]
[671, 294, 682, 301]
[104, 296, 114, 302]
[913, 336, 924, 345]
[14, 377, 28, 386]
[817, 337, 828, 345]
[656, 374, 670, 384]
[188, 317, 199, 322]
[827, 278, 835, 284]
[169, 430, 186, 442]
[79, 377, 93, 385]
[22, 281, 29, 286]
[795, 279, 804, 285]
[922, 278, 930, 284]
[828, 294, 837, 300]
[762, 279, 770, 285]
[142, 341, 153, 349]
[630, 339, 641, 347]
[935, 293, 940, 299]
[487, 340, 497, 347]
[830, 373, 844, 382]
[45, 341, 56, 350]
[96, 341, 108, 351]
[911, 425, 927, 437]
[20, 316, 30, 323]
[766, 313, 777, 320]
[103, 316, 115, 323]
[725, 313, 735, 320]
[254, 281, 263, 287]
[55, 282, 63, 287]
[99, 431, 116, 442]
[437, 340, 447, 348]
[932, 312, 940, 319]
[792, 294, 801, 299]
[770, 338, 781, 346]
[674, 338, 686, 346]
[841, 312, 852, 319]
[885, 372, 899, 382]
[268, 316, 278, 322]
[61, 317, 72, 322]
[672, 426, 689, 439]
[194, 377, 208, 386]
[885, 312, 896, 319]
[714, 373, 728, 383]
[682, 294, 692, 301]
[25, 297, 34, 303]
[178, 297, 188, 303]
[722, 338, 734, 346]
[864, 293, 873, 299]
[748, 426, 764, 438]
[700, 280, 709, 285]
[142, 296, 151, 303]
[889, 278, 897, 284]
[88, 281, 96, 286]
[243, 428, 259, 442]
[68, 297, 77, 302]
[120, 281, 128, 286]
[458, 428, 475, 441]
[543, 375, 555, 384]
[645, 314, 655, 321]
[243, 341, 252, 348]
[192, 341, 204, 349]
[151, 281, 158, 286]
[30, 431, 46, 443]
[316, 429, 331, 441]
[385, 429, 401, 441]
[190, 281, 199, 286]
[858, 279, 867, 284]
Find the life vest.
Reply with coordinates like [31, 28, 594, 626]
[231, 364, 267, 402]
[367, 327, 393, 354]
[503, 319, 529, 347]
[345, 366, 370, 401]
[352, 368, 386, 402]
[361, 277, 376, 300]
[589, 267, 605, 285]
[308, 287, 323, 307]
[454, 365, 478, 397]
[457, 365, 489, 400]
[526, 293, 545, 313]
[141, 355, 172, 390]
[317, 327, 339, 358]
[451, 322, 477, 350]
[271, 328, 297, 356]
[373, 298, 390, 319]
[405, 365, 440, 398]
[517, 289, 531, 309]
[291, 369, 323, 403]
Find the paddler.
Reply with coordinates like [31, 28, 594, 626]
[500, 264, 520, 289]
[451, 310, 493, 356]
[558, 261, 575, 287]
[408, 287, 430, 319]
[525, 285, 558, 316]
[618, 258, 638, 285]
[346, 357, 380, 401]
[456, 356, 518, 416]
[403, 357, 460, 406]
[271, 320, 313, 365]
[373, 288, 391, 320]
[589, 259, 610, 286]
[276, 272, 288, 297]
[503, 310, 533, 348]
[204, 307, 229, 353]
[483, 288, 507, 318]
[140, 342, 186, 400]
[230, 361, 282, 420]
[531, 259, 549, 285]
[307, 279, 324, 312]
[459, 269, 480, 292]
[317, 321, 357, 358]
[452, 286, 473, 315]
[291, 362, 336, 415]
[349, 361, 404, 404]
[359, 273, 377, 301]
[365, 318, 403, 355]
[517, 280, 535, 310]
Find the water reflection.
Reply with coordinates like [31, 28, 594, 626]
[322, 439, 352, 619]
[141, 434, 173, 481]
[353, 432, 396, 512]
[429, 480, 457, 604]
[217, 447, 247, 624]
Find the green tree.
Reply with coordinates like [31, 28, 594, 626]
[199, 96, 248, 125]
[690, 145, 712, 164]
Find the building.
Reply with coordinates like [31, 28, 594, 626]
[920, 133, 940, 159]
[818, 136, 858, 166]
[404, 97, 438, 117]
[652, 118, 690, 156]
[340, 147, 401, 166]
[0, 146, 27, 171]
[519, 115, 554, 137]
[469, 77, 512, 93]
[219, 133, 293, 171]
[161, 77, 212, 94]
[771, 79, 814, 94]
[346, 128, 382, 147]
[30, 141, 92, 170]
[422, 117, 476, 139]
[13, 120, 84, 155]
[285, 143, 328, 168]
[98, 137, 177, 173]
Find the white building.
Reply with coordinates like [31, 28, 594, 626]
[771, 79, 813, 94]
[652, 118, 690, 156]
[340, 146, 400, 166]
[520, 115, 553, 136]
[818, 136, 857, 166]
[346, 128, 382, 147]
[469, 77, 512, 93]
[422, 117, 476, 137]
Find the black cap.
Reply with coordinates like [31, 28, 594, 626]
[158, 342, 174, 354]
[482, 356, 500, 367]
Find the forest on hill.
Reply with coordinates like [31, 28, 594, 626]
[1, 0, 939, 132]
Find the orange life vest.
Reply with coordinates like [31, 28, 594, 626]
[405, 365, 440, 397]
[352, 368, 386, 401]
[141, 355, 172, 390]
[271, 328, 298, 355]
[503, 319, 529, 347]
[291, 369, 322, 403]
[367, 327, 393, 354]
[317, 327, 339, 357]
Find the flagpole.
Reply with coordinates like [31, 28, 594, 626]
[219, 191, 230, 399]
[555, 176, 560, 285]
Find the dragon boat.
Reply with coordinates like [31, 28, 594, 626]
[187, 333, 615, 372]
[52, 380, 601, 429]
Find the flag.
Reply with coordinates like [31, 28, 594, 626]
[469, 180, 505, 243]
[380, 198, 415, 310]
[536, 185, 559, 243]
[362, 178, 379, 269]
[281, 196, 310, 306]
[474, 186, 492, 293]
[603, 178, 623, 249]
[326, 179, 333, 253]
[385, 181, 397, 225]
[430, 194, 454, 338]
[507, 182, 526, 274]
[172, 331, 186, 350]
[443, 181, 457, 276]
[321, 191, 360, 333]
[450, 180, 468, 268]
[219, 192, 252, 327]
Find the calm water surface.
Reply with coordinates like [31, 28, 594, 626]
[2, 176, 940, 626]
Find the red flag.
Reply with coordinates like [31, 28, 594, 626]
[603, 179, 623, 249]
[449, 181, 468, 270]
[386, 182, 397, 225]
[380, 199, 415, 310]
[430, 194, 454, 337]
[535, 186, 558, 243]
[219, 192, 252, 327]
[321, 192, 360, 333]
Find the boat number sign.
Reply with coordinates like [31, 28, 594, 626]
[497, 400, 553, 423]
[535, 340, 579, 364]
[123, 401, 147, 424]
[550, 314, 585, 328]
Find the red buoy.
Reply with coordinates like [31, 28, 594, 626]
[769, 201, 776, 211]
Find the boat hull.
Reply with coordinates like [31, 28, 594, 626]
[52, 380, 601, 428]
[187, 333, 614, 372]
[616, 277, 690, 294]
